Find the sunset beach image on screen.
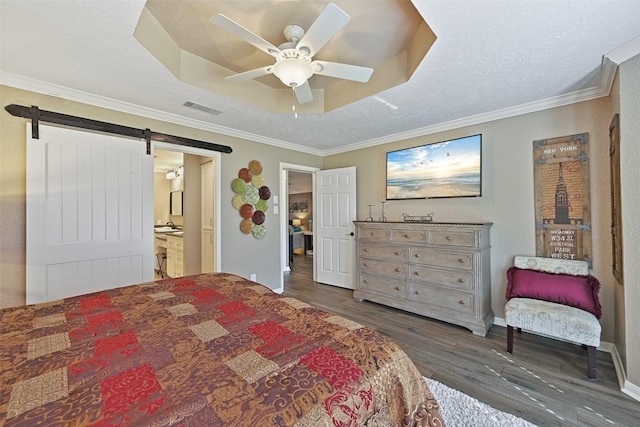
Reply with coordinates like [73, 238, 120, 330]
[386, 134, 482, 199]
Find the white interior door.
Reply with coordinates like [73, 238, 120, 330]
[315, 166, 356, 288]
[201, 160, 215, 273]
[26, 124, 154, 304]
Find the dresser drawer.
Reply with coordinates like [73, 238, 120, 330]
[360, 258, 406, 279]
[429, 230, 475, 247]
[390, 229, 427, 244]
[360, 244, 406, 261]
[409, 265, 474, 291]
[409, 248, 473, 270]
[360, 274, 406, 298]
[409, 284, 474, 315]
[358, 228, 389, 241]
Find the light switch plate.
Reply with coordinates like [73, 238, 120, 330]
[274, 195, 279, 204]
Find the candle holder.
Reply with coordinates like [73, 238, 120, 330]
[365, 204, 374, 221]
[379, 201, 388, 222]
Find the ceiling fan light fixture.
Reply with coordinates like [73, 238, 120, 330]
[273, 58, 313, 87]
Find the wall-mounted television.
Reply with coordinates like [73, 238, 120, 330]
[386, 134, 482, 200]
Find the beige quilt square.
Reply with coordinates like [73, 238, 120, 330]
[27, 333, 70, 360]
[168, 303, 197, 317]
[191, 320, 228, 343]
[7, 368, 68, 419]
[33, 313, 67, 329]
[324, 315, 363, 331]
[149, 290, 175, 300]
[281, 297, 311, 310]
[226, 350, 279, 383]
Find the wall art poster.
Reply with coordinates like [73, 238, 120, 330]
[533, 133, 592, 267]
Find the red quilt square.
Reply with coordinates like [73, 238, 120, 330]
[192, 288, 224, 303]
[81, 295, 112, 310]
[88, 311, 125, 328]
[94, 330, 139, 356]
[100, 363, 164, 418]
[300, 346, 364, 391]
[218, 301, 250, 315]
[249, 321, 292, 343]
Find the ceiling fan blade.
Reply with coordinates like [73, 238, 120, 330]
[225, 66, 272, 82]
[312, 61, 373, 82]
[211, 14, 280, 57]
[296, 3, 350, 57]
[294, 81, 313, 104]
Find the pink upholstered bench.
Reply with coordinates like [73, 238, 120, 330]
[504, 256, 602, 379]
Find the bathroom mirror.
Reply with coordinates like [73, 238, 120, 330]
[170, 190, 183, 216]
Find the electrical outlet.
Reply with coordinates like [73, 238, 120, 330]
[250, 274, 256, 281]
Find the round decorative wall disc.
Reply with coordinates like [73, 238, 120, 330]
[252, 210, 265, 225]
[240, 204, 254, 218]
[259, 186, 271, 200]
[240, 218, 253, 234]
[252, 224, 266, 239]
[231, 178, 247, 194]
[238, 168, 252, 183]
[242, 185, 259, 205]
[248, 160, 263, 175]
[251, 174, 265, 188]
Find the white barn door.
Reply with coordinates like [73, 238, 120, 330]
[315, 166, 356, 289]
[26, 124, 154, 304]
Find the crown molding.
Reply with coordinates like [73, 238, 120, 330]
[606, 34, 640, 65]
[1, 67, 617, 159]
[324, 75, 614, 156]
[0, 72, 324, 156]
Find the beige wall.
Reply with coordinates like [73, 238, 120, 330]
[0, 85, 322, 308]
[323, 98, 617, 342]
[619, 53, 640, 387]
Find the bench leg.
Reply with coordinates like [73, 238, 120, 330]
[587, 346, 597, 379]
[507, 325, 514, 353]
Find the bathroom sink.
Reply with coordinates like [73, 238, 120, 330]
[155, 226, 178, 233]
[170, 231, 183, 236]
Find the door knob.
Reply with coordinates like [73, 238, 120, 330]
[346, 232, 355, 236]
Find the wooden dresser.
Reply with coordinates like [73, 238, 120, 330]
[354, 221, 493, 336]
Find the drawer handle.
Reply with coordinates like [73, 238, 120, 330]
[363, 280, 369, 284]
[413, 271, 419, 276]
[446, 236, 453, 241]
[395, 286, 401, 291]
[404, 234, 410, 238]
[414, 290, 420, 295]
[458, 258, 464, 263]
[364, 248, 369, 252]
[363, 263, 369, 267]
[370, 232, 375, 236]
[458, 300, 465, 305]
[395, 251, 400, 255]
[458, 278, 465, 283]
[395, 268, 401, 272]
[414, 253, 420, 258]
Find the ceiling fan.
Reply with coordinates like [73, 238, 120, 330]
[210, 2, 374, 104]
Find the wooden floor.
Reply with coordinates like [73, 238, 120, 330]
[284, 254, 640, 427]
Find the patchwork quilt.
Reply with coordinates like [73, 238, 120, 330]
[0, 273, 444, 426]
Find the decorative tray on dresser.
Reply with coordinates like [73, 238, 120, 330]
[353, 221, 493, 336]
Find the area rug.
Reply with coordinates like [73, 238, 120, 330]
[424, 377, 538, 427]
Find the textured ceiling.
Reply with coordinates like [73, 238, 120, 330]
[1, 1, 640, 155]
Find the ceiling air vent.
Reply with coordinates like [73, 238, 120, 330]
[182, 101, 222, 116]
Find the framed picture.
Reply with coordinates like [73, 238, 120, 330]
[609, 114, 623, 285]
[289, 201, 308, 212]
[533, 133, 592, 267]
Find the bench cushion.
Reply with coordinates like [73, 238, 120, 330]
[506, 267, 602, 318]
[505, 297, 601, 347]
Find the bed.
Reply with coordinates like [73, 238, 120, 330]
[1, 273, 444, 426]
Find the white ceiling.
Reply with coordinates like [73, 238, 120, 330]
[2, 1, 640, 156]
